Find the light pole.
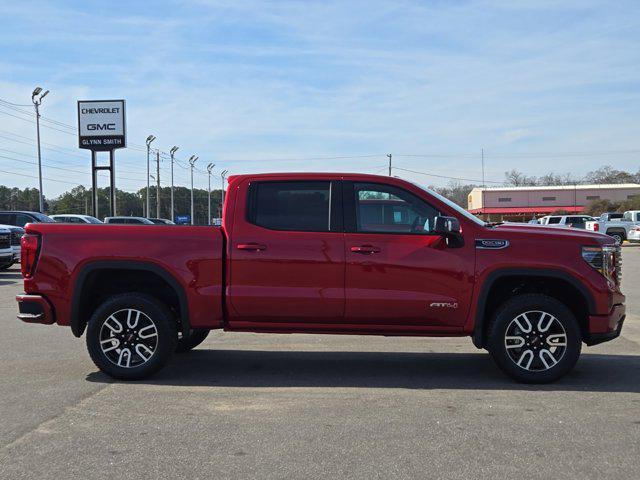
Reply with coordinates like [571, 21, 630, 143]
[156, 149, 161, 219]
[169, 146, 179, 222]
[145, 135, 156, 218]
[206, 163, 215, 225]
[188, 155, 198, 225]
[32, 87, 49, 212]
[220, 170, 229, 217]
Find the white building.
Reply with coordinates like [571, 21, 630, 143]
[468, 183, 640, 220]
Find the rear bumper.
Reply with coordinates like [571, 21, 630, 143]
[16, 294, 55, 325]
[585, 303, 626, 346]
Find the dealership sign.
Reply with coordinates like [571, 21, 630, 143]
[77, 100, 126, 150]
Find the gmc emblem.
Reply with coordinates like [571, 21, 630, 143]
[87, 123, 116, 131]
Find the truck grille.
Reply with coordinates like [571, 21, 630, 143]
[0, 234, 10, 249]
[10, 230, 22, 246]
[615, 244, 622, 286]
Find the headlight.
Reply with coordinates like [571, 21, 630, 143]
[582, 245, 621, 287]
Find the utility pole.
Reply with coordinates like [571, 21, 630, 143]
[32, 87, 49, 212]
[188, 155, 199, 225]
[145, 135, 156, 218]
[207, 163, 215, 225]
[387, 153, 392, 176]
[169, 146, 179, 222]
[220, 170, 229, 216]
[156, 150, 161, 218]
[481, 148, 486, 188]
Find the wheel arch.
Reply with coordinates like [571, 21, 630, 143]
[472, 268, 595, 349]
[70, 260, 190, 338]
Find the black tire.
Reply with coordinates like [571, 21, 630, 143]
[487, 294, 582, 383]
[606, 230, 625, 244]
[175, 329, 210, 353]
[86, 293, 178, 380]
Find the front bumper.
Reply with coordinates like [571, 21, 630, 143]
[16, 294, 55, 325]
[584, 303, 626, 346]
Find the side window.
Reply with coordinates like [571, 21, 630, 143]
[0, 213, 13, 225]
[547, 217, 561, 224]
[636, 213, 640, 222]
[15, 214, 32, 226]
[248, 181, 331, 232]
[567, 216, 585, 228]
[353, 182, 439, 234]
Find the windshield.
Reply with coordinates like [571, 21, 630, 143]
[32, 212, 56, 223]
[410, 182, 486, 226]
[85, 216, 103, 224]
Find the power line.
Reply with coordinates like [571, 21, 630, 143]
[392, 166, 503, 184]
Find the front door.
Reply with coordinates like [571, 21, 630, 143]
[228, 179, 345, 327]
[343, 181, 474, 330]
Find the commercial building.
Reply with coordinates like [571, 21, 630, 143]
[467, 183, 640, 221]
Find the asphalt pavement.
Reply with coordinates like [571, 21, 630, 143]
[1, 248, 639, 479]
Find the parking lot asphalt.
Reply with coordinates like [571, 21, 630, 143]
[1, 249, 639, 480]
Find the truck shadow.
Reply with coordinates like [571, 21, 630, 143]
[87, 350, 640, 392]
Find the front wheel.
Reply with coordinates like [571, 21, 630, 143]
[607, 231, 625, 244]
[86, 293, 178, 380]
[487, 294, 582, 383]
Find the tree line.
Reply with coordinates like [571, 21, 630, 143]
[0, 184, 223, 224]
[1, 164, 638, 221]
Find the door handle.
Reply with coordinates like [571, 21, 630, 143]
[350, 245, 381, 254]
[237, 243, 267, 251]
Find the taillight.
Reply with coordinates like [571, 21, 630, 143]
[593, 223, 599, 231]
[21, 234, 40, 278]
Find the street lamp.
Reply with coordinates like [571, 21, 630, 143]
[188, 155, 199, 225]
[32, 86, 49, 212]
[206, 163, 215, 225]
[220, 170, 229, 217]
[145, 135, 156, 218]
[169, 146, 179, 222]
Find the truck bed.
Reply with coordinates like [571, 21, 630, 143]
[23, 223, 224, 332]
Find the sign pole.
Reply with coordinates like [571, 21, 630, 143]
[91, 150, 98, 217]
[109, 150, 116, 216]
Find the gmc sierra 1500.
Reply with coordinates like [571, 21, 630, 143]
[16, 173, 626, 383]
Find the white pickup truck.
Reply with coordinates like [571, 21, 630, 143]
[585, 210, 640, 243]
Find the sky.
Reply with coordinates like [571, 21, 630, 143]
[0, 0, 639, 197]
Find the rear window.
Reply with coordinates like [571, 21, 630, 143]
[248, 181, 331, 232]
[547, 217, 561, 224]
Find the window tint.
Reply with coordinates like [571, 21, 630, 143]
[353, 183, 439, 234]
[0, 213, 12, 225]
[248, 181, 331, 232]
[566, 216, 586, 228]
[547, 217, 561, 224]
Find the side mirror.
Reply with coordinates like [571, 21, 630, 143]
[433, 216, 463, 247]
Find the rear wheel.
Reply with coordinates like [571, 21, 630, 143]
[175, 329, 210, 353]
[487, 294, 581, 383]
[607, 230, 625, 244]
[86, 293, 177, 380]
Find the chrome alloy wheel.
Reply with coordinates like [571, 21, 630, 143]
[99, 309, 158, 368]
[504, 311, 567, 371]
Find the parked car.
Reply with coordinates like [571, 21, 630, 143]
[628, 225, 640, 244]
[0, 225, 24, 268]
[538, 215, 594, 229]
[0, 227, 13, 270]
[104, 216, 155, 225]
[148, 218, 175, 225]
[51, 214, 102, 224]
[17, 173, 625, 384]
[0, 211, 55, 227]
[585, 210, 640, 243]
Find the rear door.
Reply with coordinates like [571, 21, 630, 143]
[342, 181, 475, 330]
[227, 179, 345, 326]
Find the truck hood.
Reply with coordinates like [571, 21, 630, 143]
[488, 223, 614, 244]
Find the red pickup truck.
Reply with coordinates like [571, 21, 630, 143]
[16, 173, 626, 383]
